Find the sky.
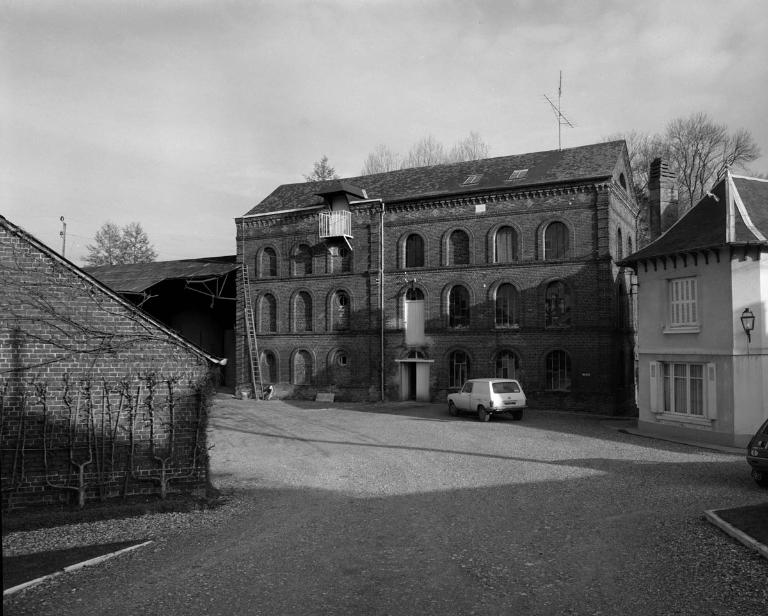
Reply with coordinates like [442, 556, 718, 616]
[2, 0, 767, 265]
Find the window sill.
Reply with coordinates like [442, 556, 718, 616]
[653, 412, 712, 427]
[663, 326, 700, 334]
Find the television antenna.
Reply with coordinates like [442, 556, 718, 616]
[544, 71, 574, 150]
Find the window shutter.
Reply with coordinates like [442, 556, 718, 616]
[649, 361, 660, 413]
[706, 363, 717, 419]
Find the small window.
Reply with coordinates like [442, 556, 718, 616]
[545, 281, 571, 328]
[668, 277, 698, 328]
[448, 230, 470, 266]
[259, 293, 277, 333]
[448, 285, 470, 328]
[507, 169, 528, 181]
[544, 222, 569, 260]
[619, 173, 627, 190]
[405, 234, 425, 268]
[546, 350, 571, 391]
[495, 284, 519, 328]
[260, 247, 277, 278]
[462, 174, 482, 185]
[335, 351, 348, 367]
[495, 350, 520, 379]
[663, 363, 704, 415]
[332, 290, 350, 330]
[494, 226, 519, 263]
[617, 228, 623, 260]
[449, 351, 470, 388]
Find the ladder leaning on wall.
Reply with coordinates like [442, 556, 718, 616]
[241, 263, 264, 398]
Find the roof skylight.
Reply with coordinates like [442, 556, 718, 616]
[507, 169, 529, 181]
[462, 174, 482, 185]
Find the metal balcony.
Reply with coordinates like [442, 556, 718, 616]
[319, 210, 352, 239]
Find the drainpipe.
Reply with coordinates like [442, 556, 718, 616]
[349, 197, 386, 402]
[379, 199, 385, 402]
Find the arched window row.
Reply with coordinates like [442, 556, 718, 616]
[258, 348, 356, 387]
[445, 348, 572, 392]
[399, 221, 575, 270]
[255, 243, 355, 280]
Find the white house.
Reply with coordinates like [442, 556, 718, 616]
[622, 170, 768, 448]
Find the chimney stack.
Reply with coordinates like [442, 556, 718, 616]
[647, 158, 678, 239]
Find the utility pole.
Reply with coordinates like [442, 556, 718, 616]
[544, 71, 574, 150]
[59, 216, 67, 257]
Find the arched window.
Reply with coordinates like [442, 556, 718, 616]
[260, 247, 277, 278]
[448, 285, 470, 328]
[544, 222, 569, 260]
[546, 350, 571, 391]
[332, 290, 350, 330]
[260, 350, 277, 384]
[448, 230, 470, 265]
[405, 234, 425, 268]
[448, 350, 470, 388]
[495, 283, 519, 327]
[494, 226, 519, 263]
[259, 293, 277, 332]
[294, 291, 312, 332]
[617, 228, 623, 260]
[406, 286, 424, 301]
[545, 281, 571, 328]
[329, 245, 352, 273]
[329, 349, 351, 385]
[627, 236, 633, 256]
[293, 244, 313, 276]
[495, 350, 521, 380]
[293, 350, 312, 385]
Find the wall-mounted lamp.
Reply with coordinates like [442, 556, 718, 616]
[740, 307, 756, 343]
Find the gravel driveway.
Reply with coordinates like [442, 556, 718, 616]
[4, 396, 768, 615]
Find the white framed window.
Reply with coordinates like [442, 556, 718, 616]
[649, 361, 716, 422]
[668, 277, 698, 329]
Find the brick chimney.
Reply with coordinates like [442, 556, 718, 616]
[647, 158, 678, 239]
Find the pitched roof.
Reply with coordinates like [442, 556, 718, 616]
[242, 141, 627, 217]
[85, 256, 237, 294]
[0, 215, 226, 365]
[622, 173, 768, 264]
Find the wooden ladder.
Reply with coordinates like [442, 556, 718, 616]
[241, 264, 264, 398]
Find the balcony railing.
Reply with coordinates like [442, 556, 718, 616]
[319, 210, 352, 238]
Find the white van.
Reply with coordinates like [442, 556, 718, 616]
[447, 378, 527, 422]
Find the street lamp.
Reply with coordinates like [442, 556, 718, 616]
[740, 307, 756, 343]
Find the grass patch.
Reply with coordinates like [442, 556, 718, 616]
[715, 502, 768, 546]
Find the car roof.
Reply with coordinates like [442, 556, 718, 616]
[467, 378, 520, 383]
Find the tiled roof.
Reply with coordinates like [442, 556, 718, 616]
[85, 256, 238, 294]
[242, 141, 627, 217]
[623, 174, 768, 264]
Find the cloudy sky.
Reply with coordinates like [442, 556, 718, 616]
[3, 0, 767, 264]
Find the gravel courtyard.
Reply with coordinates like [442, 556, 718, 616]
[4, 395, 768, 615]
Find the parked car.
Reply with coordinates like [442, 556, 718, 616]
[747, 417, 768, 487]
[447, 378, 526, 422]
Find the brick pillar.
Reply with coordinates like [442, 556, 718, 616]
[648, 158, 678, 239]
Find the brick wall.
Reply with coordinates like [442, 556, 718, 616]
[236, 180, 639, 413]
[1, 222, 215, 510]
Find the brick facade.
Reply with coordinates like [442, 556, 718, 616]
[1, 217, 217, 510]
[236, 142, 639, 413]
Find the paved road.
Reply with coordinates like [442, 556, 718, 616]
[5, 398, 768, 615]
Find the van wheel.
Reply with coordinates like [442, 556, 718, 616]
[477, 406, 490, 422]
[753, 470, 768, 488]
[448, 401, 458, 417]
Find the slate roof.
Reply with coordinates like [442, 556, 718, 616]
[86, 256, 238, 294]
[0, 215, 225, 365]
[622, 174, 768, 265]
[242, 141, 627, 217]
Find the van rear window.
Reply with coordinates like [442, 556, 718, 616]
[492, 381, 520, 393]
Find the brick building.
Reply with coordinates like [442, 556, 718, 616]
[235, 141, 639, 413]
[1, 215, 225, 509]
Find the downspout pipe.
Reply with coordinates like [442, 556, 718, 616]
[350, 197, 386, 401]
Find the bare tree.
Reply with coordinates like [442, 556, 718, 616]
[361, 132, 491, 175]
[608, 113, 761, 213]
[448, 131, 490, 163]
[361, 144, 401, 175]
[304, 155, 339, 182]
[85, 221, 157, 266]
